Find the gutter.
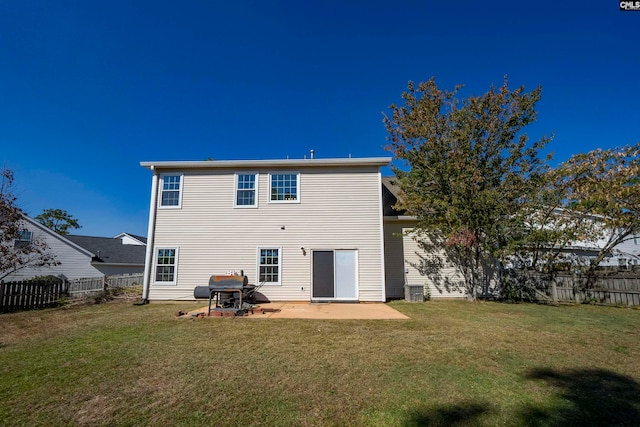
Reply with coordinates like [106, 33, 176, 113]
[140, 166, 159, 304]
[140, 157, 391, 170]
[377, 170, 387, 302]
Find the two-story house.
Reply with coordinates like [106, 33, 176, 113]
[140, 157, 392, 302]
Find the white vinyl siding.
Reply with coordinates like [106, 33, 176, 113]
[159, 174, 183, 208]
[401, 226, 467, 299]
[149, 166, 385, 301]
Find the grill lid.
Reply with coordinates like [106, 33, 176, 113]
[208, 275, 249, 289]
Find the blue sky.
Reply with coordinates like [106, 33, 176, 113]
[1, 1, 638, 237]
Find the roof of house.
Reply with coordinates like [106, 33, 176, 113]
[127, 234, 147, 244]
[65, 235, 146, 265]
[140, 157, 391, 170]
[20, 215, 95, 258]
[113, 232, 147, 244]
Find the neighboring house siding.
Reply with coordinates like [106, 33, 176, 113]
[2, 220, 103, 281]
[601, 235, 640, 267]
[149, 166, 385, 301]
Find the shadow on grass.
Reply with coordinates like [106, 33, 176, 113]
[519, 367, 640, 426]
[403, 368, 639, 426]
[404, 402, 493, 426]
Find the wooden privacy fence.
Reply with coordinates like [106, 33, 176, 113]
[0, 277, 68, 313]
[553, 272, 640, 306]
[509, 271, 640, 306]
[68, 273, 144, 296]
[67, 276, 105, 296]
[1, 273, 144, 312]
[106, 273, 143, 289]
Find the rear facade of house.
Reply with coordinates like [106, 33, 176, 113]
[141, 158, 390, 302]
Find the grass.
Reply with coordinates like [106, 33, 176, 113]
[1, 298, 639, 426]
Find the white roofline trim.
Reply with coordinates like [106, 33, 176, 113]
[140, 157, 391, 170]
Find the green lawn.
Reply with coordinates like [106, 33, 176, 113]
[1, 299, 639, 426]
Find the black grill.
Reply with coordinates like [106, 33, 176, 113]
[194, 275, 261, 316]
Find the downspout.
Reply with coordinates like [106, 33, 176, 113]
[377, 170, 387, 302]
[140, 166, 159, 303]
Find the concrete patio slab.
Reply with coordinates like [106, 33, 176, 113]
[259, 302, 409, 319]
[187, 302, 409, 320]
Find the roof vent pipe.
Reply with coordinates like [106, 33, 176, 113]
[310, 149, 315, 159]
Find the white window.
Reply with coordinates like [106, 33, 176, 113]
[160, 174, 183, 208]
[15, 230, 32, 248]
[269, 173, 299, 203]
[258, 247, 281, 285]
[235, 173, 258, 207]
[154, 248, 178, 284]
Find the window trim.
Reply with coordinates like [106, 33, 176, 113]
[257, 246, 282, 286]
[268, 172, 300, 204]
[234, 172, 259, 208]
[153, 247, 179, 285]
[159, 173, 183, 209]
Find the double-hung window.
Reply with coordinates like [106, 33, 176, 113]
[155, 248, 178, 284]
[258, 247, 281, 285]
[235, 173, 258, 207]
[14, 230, 32, 248]
[160, 174, 183, 208]
[269, 173, 299, 202]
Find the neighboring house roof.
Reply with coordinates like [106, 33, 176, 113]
[140, 157, 391, 170]
[113, 232, 147, 245]
[66, 235, 146, 265]
[20, 215, 95, 258]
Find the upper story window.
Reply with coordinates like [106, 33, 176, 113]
[160, 174, 182, 208]
[235, 173, 258, 208]
[15, 230, 32, 248]
[270, 173, 299, 203]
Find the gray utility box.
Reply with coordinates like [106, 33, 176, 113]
[404, 284, 425, 303]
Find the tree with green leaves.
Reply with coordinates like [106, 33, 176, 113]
[555, 143, 640, 273]
[0, 168, 57, 281]
[384, 77, 553, 300]
[35, 209, 81, 235]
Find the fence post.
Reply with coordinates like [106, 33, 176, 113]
[550, 276, 558, 304]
